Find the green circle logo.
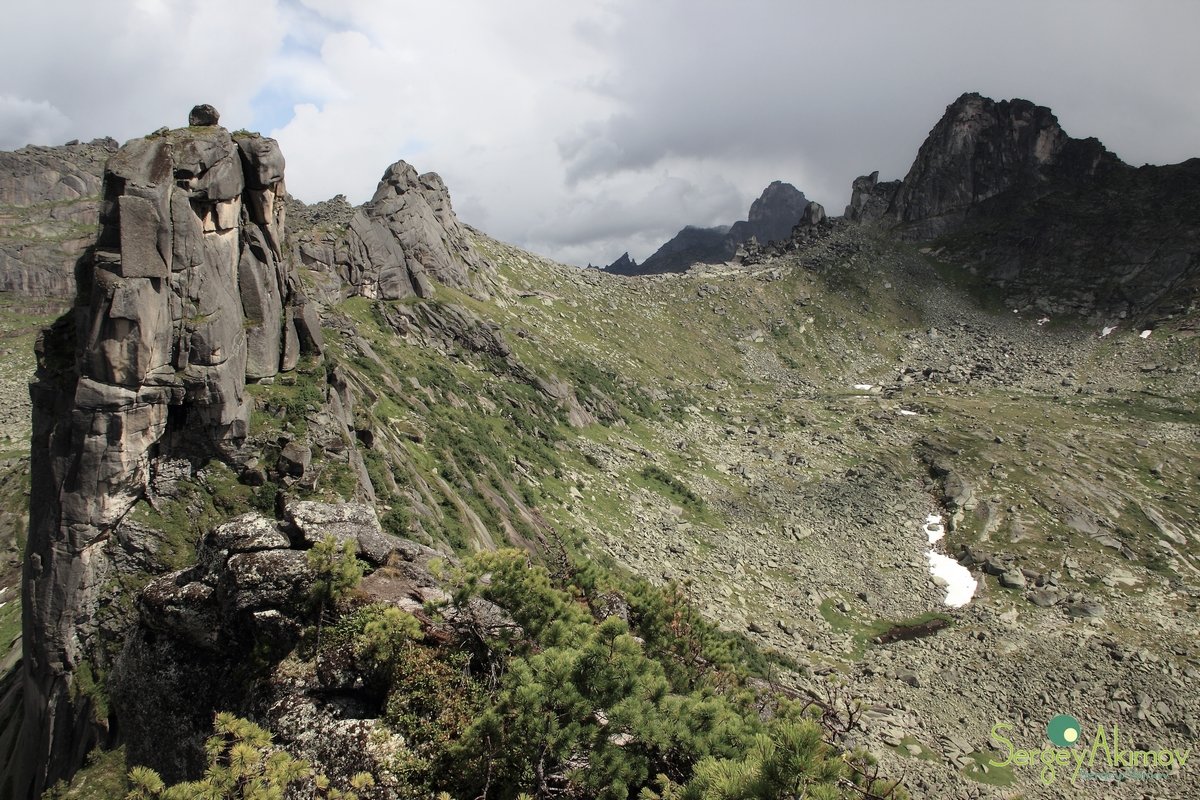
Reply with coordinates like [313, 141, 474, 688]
[1047, 714, 1082, 747]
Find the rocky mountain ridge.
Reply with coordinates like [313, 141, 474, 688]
[606, 180, 808, 275]
[291, 161, 496, 302]
[6, 105, 595, 798]
[19, 112, 324, 796]
[845, 92, 1200, 319]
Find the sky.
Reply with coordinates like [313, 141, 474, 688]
[3, 1, 1198, 267]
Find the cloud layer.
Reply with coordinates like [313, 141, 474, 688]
[3, 1, 1198, 266]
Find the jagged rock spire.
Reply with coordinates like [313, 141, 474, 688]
[16, 107, 322, 797]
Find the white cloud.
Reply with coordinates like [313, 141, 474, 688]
[0, 96, 71, 149]
[0, 0, 286, 142]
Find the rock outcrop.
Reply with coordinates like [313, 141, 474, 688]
[0, 138, 116, 297]
[17, 107, 322, 797]
[843, 171, 900, 225]
[845, 92, 1200, 317]
[606, 181, 809, 275]
[109, 502, 434, 784]
[798, 201, 826, 227]
[294, 161, 492, 301]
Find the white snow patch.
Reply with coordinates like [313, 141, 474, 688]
[853, 383, 875, 391]
[898, 409, 920, 417]
[928, 552, 978, 607]
[1140, 330, 1152, 339]
[1100, 325, 1118, 338]
[924, 514, 945, 543]
[922, 514, 976, 607]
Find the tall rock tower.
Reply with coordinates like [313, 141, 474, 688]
[15, 106, 321, 797]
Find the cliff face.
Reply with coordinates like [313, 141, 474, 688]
[0, 139, 116, 297]
[18, 108, 320, 797]
[845, 92, 1200, 317]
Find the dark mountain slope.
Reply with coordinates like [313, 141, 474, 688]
[846, 92, 1200, 318]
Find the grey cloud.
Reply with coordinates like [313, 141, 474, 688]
[0, 1, 285, 146]
[0, 96, 70, 150]
[558, 0, 1200, 222]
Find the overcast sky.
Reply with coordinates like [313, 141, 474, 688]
[3, 1, 1198, 266]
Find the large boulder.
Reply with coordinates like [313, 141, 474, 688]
[284, 500, 404, 566]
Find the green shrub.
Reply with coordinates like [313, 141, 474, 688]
[124, 713, 372, 799]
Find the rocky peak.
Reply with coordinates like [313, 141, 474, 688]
[295, 160, 494, 302]
[887, 92, 1072, 237]
[608, 181, 809, 276]
[18, 106, 322, 797]
[730, 180, 809, 245]
[604, 251, 638, 275]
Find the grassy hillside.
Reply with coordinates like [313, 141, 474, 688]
[23, 220, 1200, 798]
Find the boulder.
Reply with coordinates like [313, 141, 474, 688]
[279, 441, 312, 477]
[998, 569, 1026, 589]
[1066, 600, 1106, 620]
[139, 574, 219, 648]
[224, 550, 313, 613]
[188, 104, 221, 127]
[197, 513, 291, 573]
[799, 201, 826, 227]
[284, 500, 403, 566]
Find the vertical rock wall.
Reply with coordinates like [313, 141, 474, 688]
[15, 110, 320, 798]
